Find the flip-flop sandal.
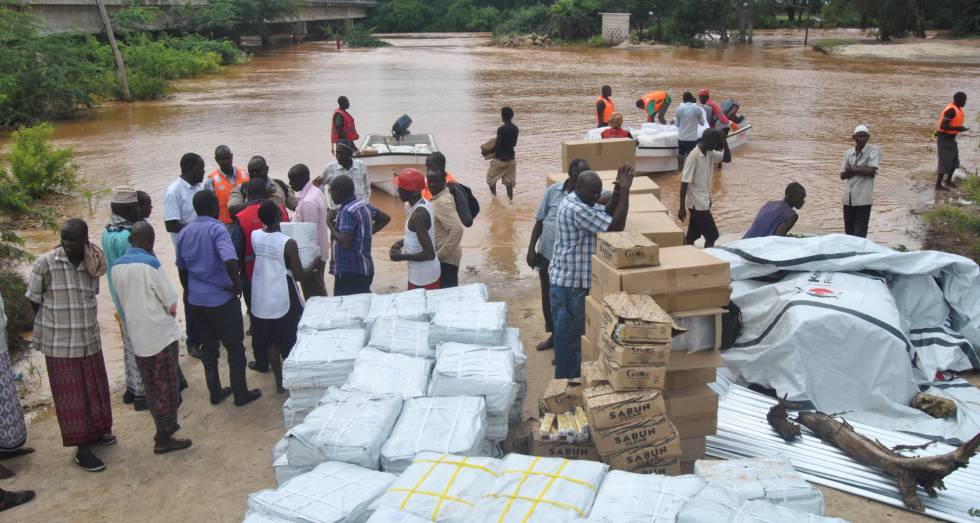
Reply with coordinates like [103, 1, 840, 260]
[0, 490, 35, 512]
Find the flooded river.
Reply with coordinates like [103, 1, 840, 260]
[7, 31, 980, 290]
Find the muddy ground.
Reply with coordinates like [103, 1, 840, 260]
[828, 38, 980, 64]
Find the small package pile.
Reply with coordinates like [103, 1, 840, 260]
[297, 294, 372, 331]
[453, 454, 607, 522]
[370, 452, 503, 521]
[380, 396, 487, 474]
[281, 328, 367, 429]
[587, 470, 705, 522]
[344, 348, 432, 400]
[246, 461, 396, 523]
[676, 484, 847, 523]
[368, 318, 434, 359]
[364, 288, 428, 330]
[693, 456, 826, 515]
[429, 301, 508, 346]
[531, 379, 599, 461]
[285, 388, 403, 470]
[425, 283, 489, 319]
[428, 342, 518, 440]
[589, 245, 732, 472]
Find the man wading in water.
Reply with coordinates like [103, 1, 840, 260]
[935, 91, 968, 191]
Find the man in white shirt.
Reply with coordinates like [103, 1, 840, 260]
[110, 222, 191, 455]
[288, 163, 329, 298]
[840, 124, 880, 238]
[320, 140, 370, 210]
[674, 91, 707, 169]
[678, 128, 731, 248]
[162, 153, 204, 358]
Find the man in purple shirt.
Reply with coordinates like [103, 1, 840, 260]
[175, 191, 261, 407]
[743, 183, 806, 239]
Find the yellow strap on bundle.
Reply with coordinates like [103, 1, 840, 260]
[497, 457, 539, 523]
[388, 455, 499, 520]
[397, 454, 447, 510]
[431, 456, 469, 519]
[494, 458, 599, 522]
[522, 459, 570, 522]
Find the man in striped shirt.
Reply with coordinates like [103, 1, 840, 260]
[548, 166, 633, 378]
[326, 175, 390, 296]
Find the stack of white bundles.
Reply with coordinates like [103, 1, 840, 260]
[370, 452, 503, 521]
[364, 289, 428, 330]
[485, 414, 508, 441]
[248, 461, 396, 523]
[693, 456, 825, 514]
[429, 343, 517, 415]
[588, 471, 704, 522]
[366, 506, 433, 523]
[380, 396, 487, 474]
[297, 294, 372, 331]
[368, 318, 434, 359]
[504, 327, 527, 423]
[285, 388, 403, 470]
[344, 348, 432, 400]
[425, 283, 488, 319]
[272, 437, 312, 486]
[283, 328, 366, 391]
[455, 454, 607, 522]
[676, 484, 848, 523]
[279, 222, 320, 270]
[429, 302, 508, 346]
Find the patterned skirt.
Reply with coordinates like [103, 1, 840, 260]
[117, 314, 146, 397]
[45, 352, 113, 447]
[135, 342, 181, 441]
[0, 352, 27, 450]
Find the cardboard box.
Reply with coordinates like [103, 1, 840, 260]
[501, 420, 532, 455]
[680, 461, 695, 475]
[651, 286, 732, 313]
[665, 385, 719, 416]
[583, 384, 666, 431]
[602, 358, 667, 391]
[530, 420, 601, 461]
[590, 246, 731, 299]
[666, 348, 723, 372]
[600, 436, 682, 471]
[672, 415, 718, 438]
[625, 212, 684, 248]
[665, 367, 717, 390]
[585, 296, 603, 347]
[617, 457, 683, 475]
[597, 231, 660, 268]
[672, 308, 724, 352]
[629, 193, 668, 214]
[680, 437, 707, 460]
[581, 360, 605, 386]
[581, 335, 596, 362]
[539, 379, 584, 414]
[594, 170, 661, 198]
[601, 293, 676, 344]
[562, 138, 636, 172]
[592, 414, 679, 456]
[600, 335, 671, 367]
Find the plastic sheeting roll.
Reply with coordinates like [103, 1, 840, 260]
[381, 396, 487, 474]
[344, 348, 433, 400]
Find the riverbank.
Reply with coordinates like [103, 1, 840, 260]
[813, 37, 980, 64]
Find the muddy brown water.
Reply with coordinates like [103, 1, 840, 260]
[6, 31, 980, 290]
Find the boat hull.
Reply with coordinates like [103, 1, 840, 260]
[358, 155, 427, 197]
[634, 123, 752, 174]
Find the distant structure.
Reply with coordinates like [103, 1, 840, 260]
[600, 12, 630, 44]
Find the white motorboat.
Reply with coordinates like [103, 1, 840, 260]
[354, 133, 438, 196]
[633, 122, 752, 174]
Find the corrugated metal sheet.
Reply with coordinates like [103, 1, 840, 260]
[706, 382, 980, 523]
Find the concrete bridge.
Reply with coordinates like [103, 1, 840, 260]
[17, 0, 377, 35]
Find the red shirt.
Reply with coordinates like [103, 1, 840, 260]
[236, 201, 289, 281]
[601, 127, 632, 139]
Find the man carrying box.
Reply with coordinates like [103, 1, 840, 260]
[548, 166, 633, 379]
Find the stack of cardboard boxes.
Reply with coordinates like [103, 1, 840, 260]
[585, 235, 732, 474]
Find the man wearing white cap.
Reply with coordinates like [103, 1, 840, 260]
[840, 124, 880, 238]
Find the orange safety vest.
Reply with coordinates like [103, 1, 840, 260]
[422, 172, 458, 201]
[936, 103, 964, 135]
[595, 96, 615, 125]
[642, 91, 668, 112]
[331, 108, 359, 144]
[209, 167, 249, 224]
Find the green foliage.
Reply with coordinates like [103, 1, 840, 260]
[547, 0, 601, 40]
[0, 268, 33, 353]
[343, 25, 392, 48]
[962, 175, 980, 203]
[169, 0, 302, 37]
[118, 35, 240, 99]
[4, 124, 78, 200]
[493, 4, 551, 35]
[923, 204, 980, 262]
[111, 1, 163, 37]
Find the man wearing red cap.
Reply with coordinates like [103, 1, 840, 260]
[390, 169, 441, 290]
[698, 89, 732, 131]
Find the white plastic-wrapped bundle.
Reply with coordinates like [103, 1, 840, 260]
[368, 318, 434, 359]
[273, 452, 313, 487]
[285, 389, 403, 470]
[366, 506, 432, 523]
[429, 343, 517, 415]
[242, 511, 283, 523]
[344, 348, 432, 400]
[381, 396, 487, 474]
[486, 414, 508, 441]
[282, 328, 367, 390]
[425, 283, 489, 318]
[588, 471, 704, 522]
[248, 461, 396, 523]
[504, 327, 527, 423]
[297, 294, 372, 331]
[364, 289, 428, 329]
[282, 395, 318, 430]
[455, 454, 607, 522]
[694, 456, 825, 515]
[371, 452, 503, 521]
[676, 484, 848, 523]
[429, 302, 508, 346]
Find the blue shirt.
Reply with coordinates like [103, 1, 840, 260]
[743, 200, 797, 239]
[333, 197, 374, 277]
[102, 228, 131, 317]
[549, 192, 613, 289]
[535, 182, 569, 261]
[175, 216, 238, 307]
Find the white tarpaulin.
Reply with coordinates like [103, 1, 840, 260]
[708, 234, 980, 439]
[365, 289, 428, 329]
[425, 283, 489, 319]
[370, 453, 503, 521]
[247, 461, 395, 523]
[587, 471, 704, 522]
[429, 343, 517, 416]
[429, 302, 508, 347]
[280, 222, 320, 270]
[676, 484, 848, 523]
[455, 454, 607, 522]
[368, 318, 434, 359]
[297, 294, 372, 331]
[282, 328, 366, 391]
[694, 456, 825, 515]
[285, 389, 403, 470]
[344, 348, 432, 400]
[381, 396, 487, 474]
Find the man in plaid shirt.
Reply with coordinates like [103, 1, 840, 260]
[548, 165, 633, 378]
[326, 174, 390, 296]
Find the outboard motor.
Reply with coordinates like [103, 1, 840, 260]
[392, 114, 412, 140]
[720, 99, 745, 124]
